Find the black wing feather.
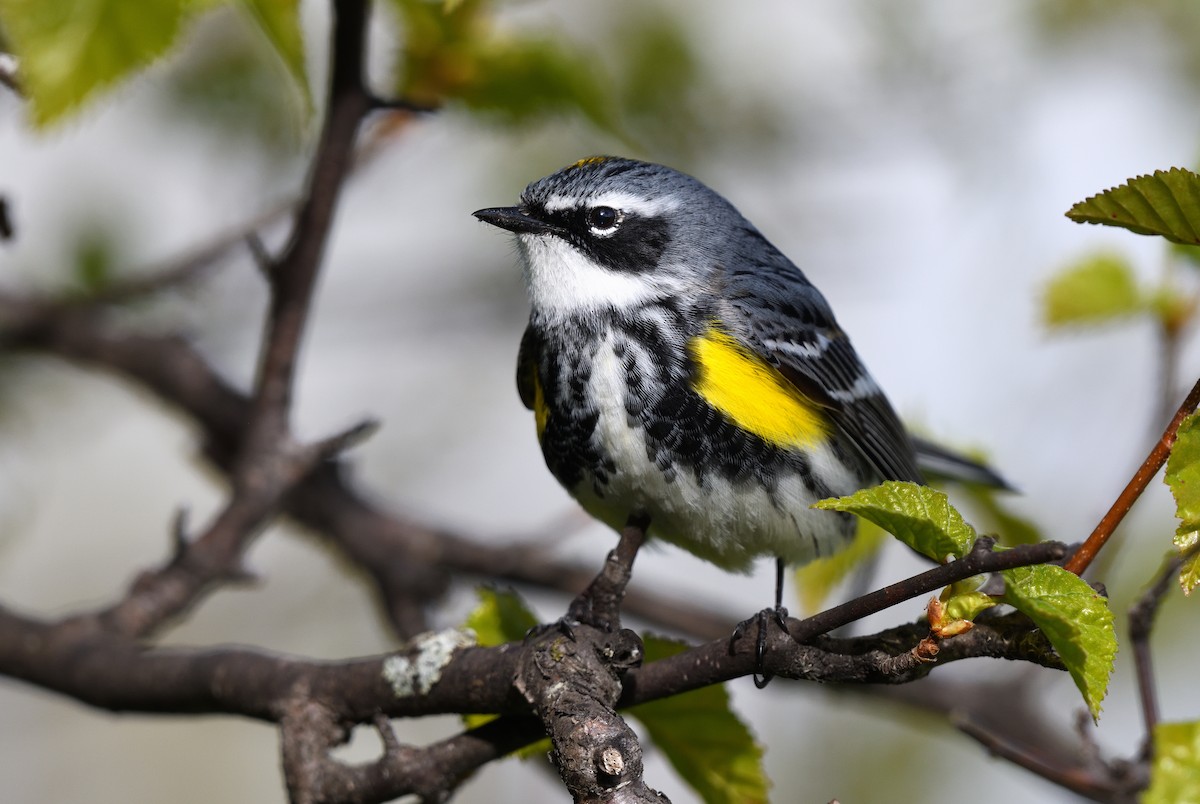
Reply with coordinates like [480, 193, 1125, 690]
[720, 257, 923, 484]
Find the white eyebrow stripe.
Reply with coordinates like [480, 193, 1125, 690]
[543, 191, 680, 217]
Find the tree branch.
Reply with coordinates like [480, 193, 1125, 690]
[1127, 546, 1195, 753]
[622, 538, 1066, 703]
[242, 0, 371, 458]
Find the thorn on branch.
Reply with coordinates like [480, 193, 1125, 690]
[221, 563, 260, 586]
[170, 506, 190, 559]
[310, 418, 381, 463]
[245, 232, 275, 278]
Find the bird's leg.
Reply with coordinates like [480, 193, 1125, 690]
[730, 557, 791, 688]
[563, 513, 650, 632]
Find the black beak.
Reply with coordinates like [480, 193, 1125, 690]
[473, 206, 561, 236]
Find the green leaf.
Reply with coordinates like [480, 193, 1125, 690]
[1144, 721, 1200, 804]
[1066, 168, 1200, 246]
[1000, 564, 1116, 720]
[0, 0, 191, 126]
[813, 481, 976, 563]
[463, 586, 539, 648]
[1181, 549, 1200, 596]
[461, 588, 549, 757]
[794, 520, 887, 614]
[628, 636, 768, 804]
[941, 590, 997, 622]
[389, 0, 614, 131]
[458, 38, 613, 129]
[1172, 240, 1200, 271]
[73, 230, 116, 293]
[1042, 252, 1145, 328]
[235, 0, 310, 107]
[1166, 412, 1200, 592]
[1167, 411, 1200, 557]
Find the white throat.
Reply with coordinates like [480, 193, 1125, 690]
[517, 233, 674, 320]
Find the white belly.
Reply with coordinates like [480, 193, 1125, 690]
[570, 335, 860, 573]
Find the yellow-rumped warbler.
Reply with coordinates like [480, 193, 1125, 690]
[474, 156, 998, 635]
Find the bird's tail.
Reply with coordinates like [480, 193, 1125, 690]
[912, 435, 1013, 491]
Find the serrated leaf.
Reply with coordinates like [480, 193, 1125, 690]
[1066, 168, 1200, 246]
[1180, 550, 1200, 595]
[1042, 252, 1145, 328]
[814, 481, 976, 563]
[1168, 412, 1200, 593]
[628, 635, 768, 804]
[794, 520, 887, 614]
[1167, 411, 1200, 547]
[236, 0, 310, 108]
[0, 0, 191, 126]
[1172, 240, 1200, 271]
[1144, 721, 1200, 804]
[1001, 564, 1116, 720]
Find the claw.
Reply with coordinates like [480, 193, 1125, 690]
[731, 604, 789, 688]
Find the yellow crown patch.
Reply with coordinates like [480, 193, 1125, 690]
[569, 155, 614, 170]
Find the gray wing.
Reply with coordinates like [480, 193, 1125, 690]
[720, 256, 923, 484]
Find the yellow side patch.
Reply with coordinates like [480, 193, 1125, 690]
[688, 326, 829, 449]
[532, 372, 549, 441]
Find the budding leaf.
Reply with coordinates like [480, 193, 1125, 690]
[1143, 721, 1200, 804]
[1066, 168, 1200, 246]
[814, 481, 975, 562]
[1000, 564, 1116, 720]
[941, 590, 997, 623]
[628, 635, 768, 804]
[1042, 252, 1144, 328]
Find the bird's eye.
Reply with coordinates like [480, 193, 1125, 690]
[586, 206, 622, 234]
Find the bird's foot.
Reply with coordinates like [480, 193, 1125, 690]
[730, 605, 790, 688]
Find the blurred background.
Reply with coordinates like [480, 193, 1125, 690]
[2, 0, 1199, 801]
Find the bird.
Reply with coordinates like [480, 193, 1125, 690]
[473, 156, 1000, 681]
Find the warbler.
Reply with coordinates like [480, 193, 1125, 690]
[474, 156, 997, 637]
